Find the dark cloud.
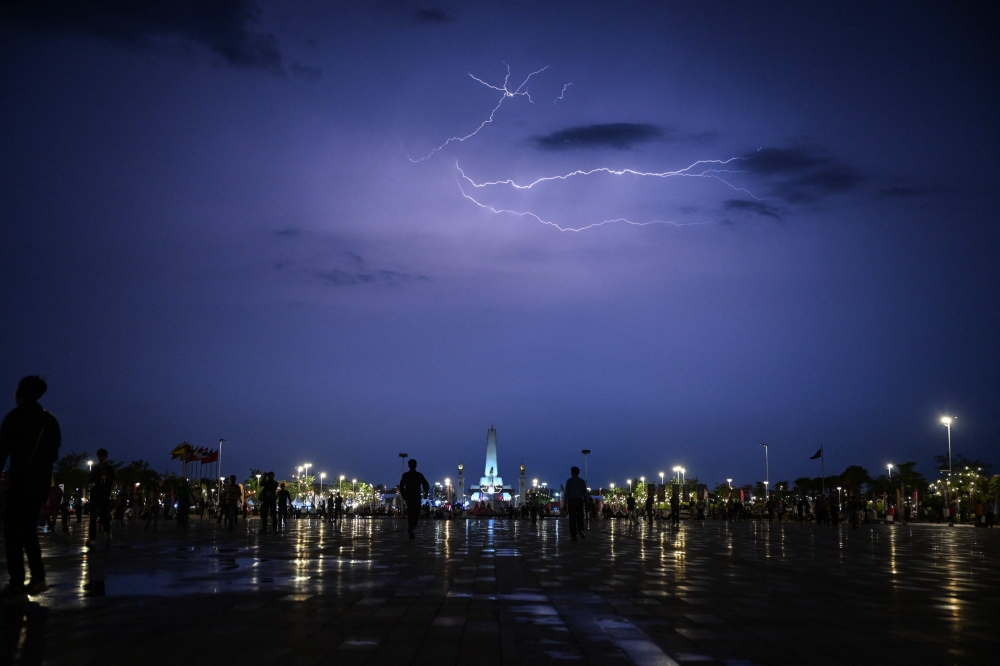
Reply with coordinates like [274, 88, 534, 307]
[875, 184, 955, 199]
[2, 0, 283, 73]
[723, 199, 784, 220]
[415, 8, 454, 24]
[290, 62, 322, 80]
[534, 123, 663, 151]
[316, 269, 427, 287]
[741, 147, 864, 204]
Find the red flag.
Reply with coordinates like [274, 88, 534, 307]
[810, 448, 823, 460]
[201, 449, 219, 464]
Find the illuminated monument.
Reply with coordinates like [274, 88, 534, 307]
[469, 426, 513, 503]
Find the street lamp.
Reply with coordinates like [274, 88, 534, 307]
[760, 443, 770, 500]
[627, 478, 632, 494]
[320, 472, 326, 497]
[659, 472, 664, 492]
[887, 463, 893, 479]
[836, 486, 842, 510]
[726, 478, 732, 488]
[532, 478, 538, 488]
[582, 449, 591, 485]
[399, 453, 408, 476]
[87, 460, 94, 472]
[352, 479, 357, 503]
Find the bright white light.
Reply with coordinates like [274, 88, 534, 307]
[941, 416, 954, 426]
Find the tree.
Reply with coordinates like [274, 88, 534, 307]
[934, 454, 993, 476]
[839, 465, 872, 497]
[116, 460, 161, 494]
[54, 452, 89, 491]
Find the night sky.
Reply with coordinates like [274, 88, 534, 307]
[2, 2, 997, 490]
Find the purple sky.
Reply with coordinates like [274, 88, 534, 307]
[1, 2, 997, 490]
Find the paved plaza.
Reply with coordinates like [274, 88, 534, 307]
[1, 517, 997, 665]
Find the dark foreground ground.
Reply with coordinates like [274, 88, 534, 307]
[1, 515, 996, 665]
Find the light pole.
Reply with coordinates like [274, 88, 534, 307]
[352, 479, 357, 504]
[582, 449, 591, 486]
[218, 438, 227, 484]
[726, 478, 732, 488]
[399, 453, 408, 476]
[760, 443, 769, 500]
[627, 478, 632, 495]
[887, 463, 893, 479]
[320, 472, 326, 498]
[836, 486, 842, 511]
[87, 460, 94, 472]
[659, 472, 664, 496]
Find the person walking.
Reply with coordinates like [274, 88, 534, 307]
[0, 376, 62, 602]
[276, 482, 291, 531]
[527, 489, 539, 525]
[176, 478, 191, 532]
[626, 494, 637, 525]
[333, 493, 343, 526]
[670, 485, 680, 526]
[644, 485, 655, 526]
[258, 472, 278, 534]
[564, 467, 587, 539]
[87, 448, 115, 545]
[221, 475, 242, 531]
[399, 459, 429, 538]
[143, 481, 161, 531]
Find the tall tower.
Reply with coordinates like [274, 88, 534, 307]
[479, 426, 503, 496]
[519, 463, 527, 506]
[456, 463, 465, 505]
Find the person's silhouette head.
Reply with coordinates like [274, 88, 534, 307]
[15, 376, 47, 405]
[408, 459, 417, 470]
[571, 466, 580, 477]
[96, 448, 108, 462]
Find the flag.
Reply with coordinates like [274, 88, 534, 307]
[185, 446, 207, 463]
[810, 447, 823, 460]
[201, 449, 219, 464]
[171, 442, 193, 460]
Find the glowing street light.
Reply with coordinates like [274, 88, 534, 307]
[87, 460, 94, 472]
[887, 463, 893, 479]
[627, 478, 632, 494]
[320, 472, 326, 497]
[726, 478, 733, 488]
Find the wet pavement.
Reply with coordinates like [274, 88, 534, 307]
[1, 516, 997, 665]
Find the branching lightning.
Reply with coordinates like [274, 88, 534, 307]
[553, 83, 573, 104]
[404, 64, 767, 232]
[403, 64, 550, 163]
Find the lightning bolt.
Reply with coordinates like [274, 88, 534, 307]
[403, 64, 550, 163]
[454, 160, 762, 232]
[553, 83, 573, 104]
[458, 158, 761, 199]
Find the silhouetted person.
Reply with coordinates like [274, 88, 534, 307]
[258, 472, 278, 534]
[87, 448, 115, 545]
[527, 489, 539, 525]
[144, 481, 161, 531]
[0, 376, 62, 602]
[176, 478, 191, 531]
[670, 485, 680, 526]
[276, 482, 291, 530]
[221, 475, 241, 531]
[645, 484, 655, 525]
[564, 466, 587, 540]
[626, 494, 637, 524]
[399, 459, 429, 538]
[333, 493, 343, 525]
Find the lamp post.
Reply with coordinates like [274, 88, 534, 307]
[726, 478, 732, 488]
[352, 479, 357, 504]
[627, 478, 632, 495]
[760, 443, 769, 500]
[659, 472, 664, 499]
[836, 486, 842, 511]
[320, 472, 326, 498]
[582, 449, 591, 486]
[218, 438, 227, 486]
[399, 453, 408, 476]
[887, 463, 893, 479]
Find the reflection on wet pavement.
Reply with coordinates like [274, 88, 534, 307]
[1, 516, 997, 664]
